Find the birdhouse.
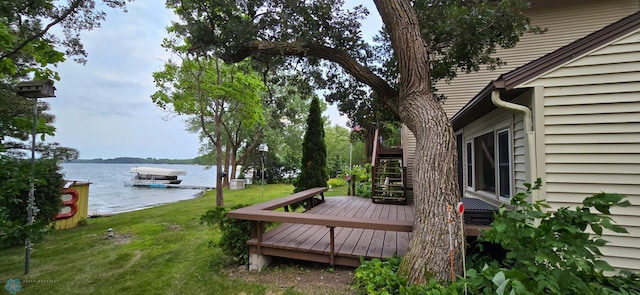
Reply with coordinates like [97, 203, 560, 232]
[16, 80, 56, 98]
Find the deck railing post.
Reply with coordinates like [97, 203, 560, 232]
[328, 226, 335, 266]
[249, 221, 264, 253]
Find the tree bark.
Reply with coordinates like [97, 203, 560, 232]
[374, 0, 463, 283]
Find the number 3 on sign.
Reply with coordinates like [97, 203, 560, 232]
[55, 188, 79, 219]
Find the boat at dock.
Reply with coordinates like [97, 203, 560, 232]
[128, 167, 186, 186]
[126, 166, 213, 189]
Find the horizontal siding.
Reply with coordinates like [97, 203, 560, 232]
[546, 163, 640, 174]
[545, 143, 640, 154]
[545, 122, 640, 134]
[531, 29, 640, 272]
[545, 133, 640, 144]
[544, 92, 640, 106]
[438, 0, 638, 117]
[513, 118, 527, 192]
[402, 126, 416, 188]
[546, 154, 640, 164]
[547, 195, 640, 209]
[546, 173, 640, 185]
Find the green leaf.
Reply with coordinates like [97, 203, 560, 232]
[591, 224, 603, 235]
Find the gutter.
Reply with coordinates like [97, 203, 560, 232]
[491, 90, 539, 201]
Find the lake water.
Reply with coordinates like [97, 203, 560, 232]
[60, 163, 217, 215]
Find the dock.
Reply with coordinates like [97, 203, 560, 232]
[127, 183, 214, 189]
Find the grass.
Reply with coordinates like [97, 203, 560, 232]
[0, 184, 348, 295]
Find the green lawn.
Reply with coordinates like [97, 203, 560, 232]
[0, 184, 348, 295]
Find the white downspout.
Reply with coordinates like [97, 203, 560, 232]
[491, 90, 539, 201]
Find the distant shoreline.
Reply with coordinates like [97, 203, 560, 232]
[66, 156, 205, 165]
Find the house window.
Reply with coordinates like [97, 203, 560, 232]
[467, 128, 512, 199]
[497, 130, 511, 199]
[474, 132, 495, 193]
[466, 141, 473, 188]
[456, 132, 464, 196]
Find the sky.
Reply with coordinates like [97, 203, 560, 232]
[47, 0, 381, 160]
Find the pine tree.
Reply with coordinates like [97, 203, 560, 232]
[294, 97, 327, 192]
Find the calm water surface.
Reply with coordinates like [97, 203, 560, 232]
[60, 163, 217, 215]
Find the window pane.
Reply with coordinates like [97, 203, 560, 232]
[466, 142, 473, 187]
[498, 131, 510, 198]
[474, 132, 495, 193]
[457, 133, 463, 195]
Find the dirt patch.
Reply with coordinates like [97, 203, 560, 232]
[224, 258, 357, 295]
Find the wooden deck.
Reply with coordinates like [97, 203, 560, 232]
[246, 196, 413, 267]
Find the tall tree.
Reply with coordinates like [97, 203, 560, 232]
[295, 97, 327, 193]
[167, 0, 534, 282]
[152, 40, 264, 206]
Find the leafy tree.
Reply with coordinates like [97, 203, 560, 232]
[1, 0, 128, 249]
[166, 0, 536, 282]
[295, 97, 327, 192]
[152, 36, 264, 206]
[325, 124, 366, 177]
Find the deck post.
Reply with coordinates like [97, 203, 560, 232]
[328, 226, 335, 266]
[257, 221, 263, 253]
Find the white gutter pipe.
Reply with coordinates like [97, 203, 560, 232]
[491, 90, 539, 201]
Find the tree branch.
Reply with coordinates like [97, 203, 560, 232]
[1, 0, 84, 61]
[225, 41, 400, 113]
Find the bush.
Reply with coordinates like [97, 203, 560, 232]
[356, 181, 372, 198]
[353, 256, 459, 295]
[327, 177, 346, 188]
[0, 156, 64, 248]
[345, 164, 371, 183]
[466, 179, 640, 295]
[201, 204, 253, 265]
[353, 256, 406, 295]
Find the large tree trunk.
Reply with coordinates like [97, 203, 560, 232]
[398, 93, 462, 283]
[374, 0, 463, 283]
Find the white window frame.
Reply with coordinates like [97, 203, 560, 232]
[496, 128, 513, 201]
[465, 140, 474, 190]
[466, 120, 513, 201]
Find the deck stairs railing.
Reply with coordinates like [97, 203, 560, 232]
[371, 128, 407, 204]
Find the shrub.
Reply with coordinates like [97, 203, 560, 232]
[356, 181, 372, 198]
[353, 256, 406, 295]
[345, 164, 371, 183]
[327, 177, 346, 188]
[201, 204, 253, 265]
[0, 156, 64, 248]
[466, 179, 640, 295]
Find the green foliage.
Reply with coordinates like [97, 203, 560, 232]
[466, 180, 639, 295]
[0, 156, 64, 248]
[200, 204, 253, 265]
[346, 164, 372, 183]
[356, 181, 372, 199]
[294, 97, 328, 192]
[345, 165, 373, 198]
[327, 177, 346, 188]
[353, 256, 460, 295]
[353, 256, 407, 295]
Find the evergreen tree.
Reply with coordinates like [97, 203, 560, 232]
[295, 97, 327, 192]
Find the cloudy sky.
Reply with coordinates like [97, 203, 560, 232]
[47, 0, 381, 160]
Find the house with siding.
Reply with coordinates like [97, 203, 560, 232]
[400, 1, 640, 271]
